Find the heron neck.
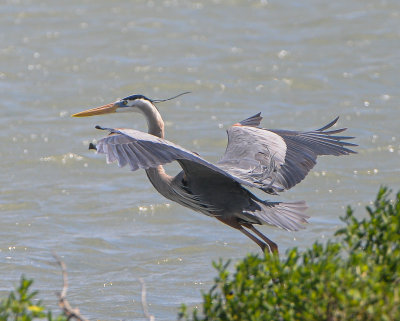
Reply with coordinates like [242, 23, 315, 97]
[145, 165, 174, 200]
[136, 100, 165, 138]
[138, 100, 174, 195]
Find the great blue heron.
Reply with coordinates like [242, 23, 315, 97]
[72, 93, 357, 253]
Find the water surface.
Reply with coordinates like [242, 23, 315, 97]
[1, 0, 399, 320]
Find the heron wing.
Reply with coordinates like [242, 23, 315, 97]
[235, 112, 263, 127]
[92, 126, 262, 189]
[218, 116, 357, 193]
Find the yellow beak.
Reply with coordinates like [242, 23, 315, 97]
[72, 102, 118, 117]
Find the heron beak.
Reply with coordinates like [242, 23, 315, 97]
[72, 102, 118, 117]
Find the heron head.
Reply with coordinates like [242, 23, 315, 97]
[72, 92, 190, 117]
[71, 94, 154, 117]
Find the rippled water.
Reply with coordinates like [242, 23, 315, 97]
[1, 0, 399, 320]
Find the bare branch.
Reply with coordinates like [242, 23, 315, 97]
[52, 252, 90, 321]
[139, 278, 155, 321]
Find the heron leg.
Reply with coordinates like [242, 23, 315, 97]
[237, 226, 268, 253]
[215, 217, 269, 253]
[247, 225, 279, 254]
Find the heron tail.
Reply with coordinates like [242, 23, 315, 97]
[241, 199, 309, 231]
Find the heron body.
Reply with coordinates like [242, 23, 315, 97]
[73, 94, 357, 253]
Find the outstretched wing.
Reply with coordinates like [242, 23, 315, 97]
[218, 116, 357, 194]
[90, 126, 264, 190]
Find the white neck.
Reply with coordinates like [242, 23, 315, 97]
[134, 99, 165, 138]
[133, 99, 175, 196]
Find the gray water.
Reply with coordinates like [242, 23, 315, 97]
[1, 0, 399, 320]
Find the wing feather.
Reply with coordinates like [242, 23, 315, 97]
[91, 127, 264, 190]
[91, 115, 356, 195]
[237, 112, 263, 127]
[218, 116, 357, 194]
[124, 145, 140, 171]
[115, 145, 129, 167]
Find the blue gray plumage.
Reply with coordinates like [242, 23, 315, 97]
[74, 95, 357, 253]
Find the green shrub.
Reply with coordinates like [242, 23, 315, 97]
[0, 276, 67, 321]
[179, 187, 400, 321]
